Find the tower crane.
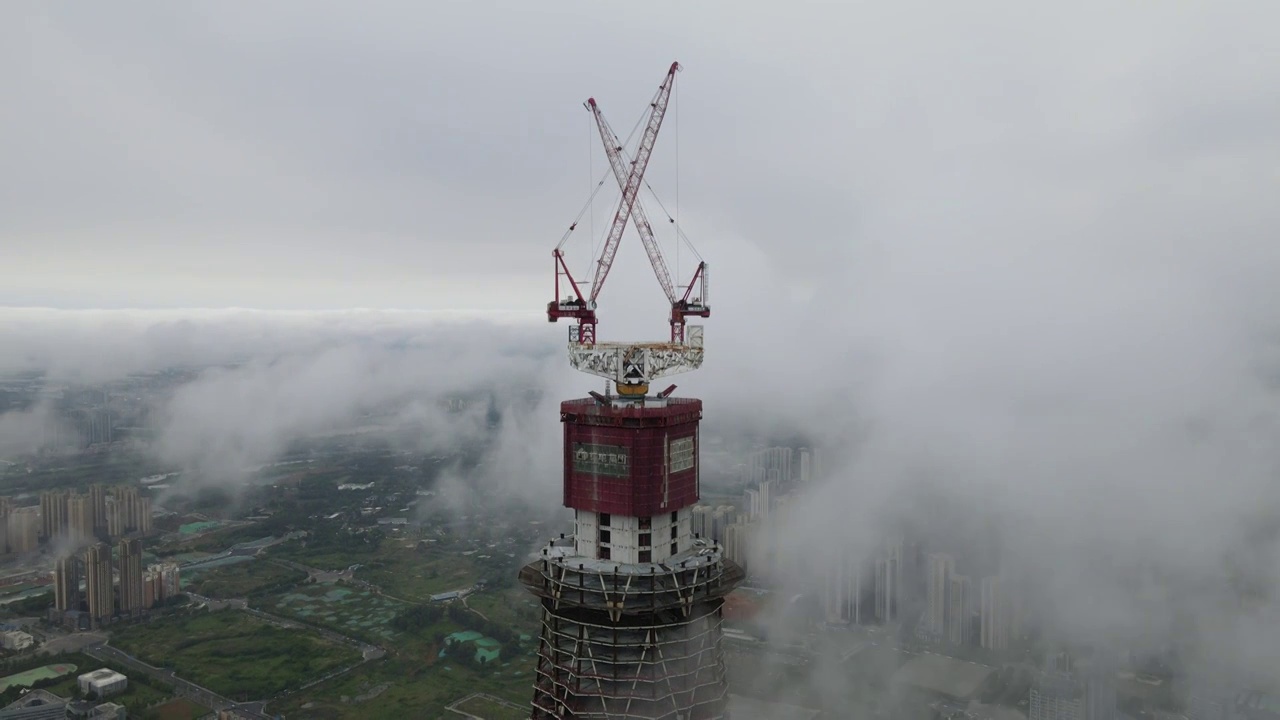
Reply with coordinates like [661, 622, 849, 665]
[548, 61, 707, 345]
[585, 94, 710, 344]
[547, 62, 709, 398]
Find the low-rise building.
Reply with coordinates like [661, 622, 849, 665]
[0, 689, 68, 720]
[0, 630, 34, 651]
[89, 702, 127, 719]
[77, 669, 128, 699]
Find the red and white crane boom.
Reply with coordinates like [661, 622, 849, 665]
[586, 99, 710, 343]
[547, 62, 708, 393]
[548, 62, 683, 345]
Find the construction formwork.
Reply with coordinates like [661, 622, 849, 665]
[520, 542, 744, 719]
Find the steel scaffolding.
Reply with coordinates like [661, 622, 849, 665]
[520, 543, 743, 719]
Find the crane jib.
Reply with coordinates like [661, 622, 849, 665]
[548, 61, 707, 348]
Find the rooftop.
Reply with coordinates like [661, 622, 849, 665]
[1, 689, 67, 711]
[79, 668, 126, 683]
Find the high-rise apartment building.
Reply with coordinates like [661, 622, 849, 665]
[143, 562, 181, 609]
[743, 446, 794, 488]
[85, 543, 114, 626]
[980, 575, 1011, 651]
[117, 538, 145, 617]
[93, 486, 152, 539]
[823, 548, 867, 625]
[0, 497, 10, 555]
[1030, 673, 1085, 720]
[724, 521, 754, 575]
[89, 484, 108, 533]
[66, 494, 94, 546]
[743, 488, 761, 521]
[104, 497, 124, 539]
[7, 507, 39, 554]
[54, 554, 84, 612]
[1029, 654, 1088, 720]
[691, 504, 712, 539]
[711, 505, 736, 544]
[40, 490, 68, 541]
[875, 540, 902, 623]
[925, 553, 954, 639]
[137, 496, 153, 535]
[947, 573, 973, 645]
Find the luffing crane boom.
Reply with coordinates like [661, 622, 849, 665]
[547, 61, 709, 392]
[585, 95, 711, 343]
[586, 100, 677, 306]
[587, 61, 680, 307]
[547, 62, 684, 346]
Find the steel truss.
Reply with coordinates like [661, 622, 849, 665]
[520, 548, 744, 719]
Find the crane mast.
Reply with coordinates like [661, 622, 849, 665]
[547, 62, 708, 393]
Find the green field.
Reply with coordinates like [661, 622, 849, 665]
[145, 697, 210, 720]
[265, 590, 538, 719]
[464, 588, 540, 635]
[268, 535, 385, 573]
[354, 546, 478, 602]
[110, 609, 362, 700]
[453, 693, 528, 720]
[264, 584, 407, 643]
[184, 560, 307, 598]
[268, 654, 535, 720]
[0, 663, 76, 691]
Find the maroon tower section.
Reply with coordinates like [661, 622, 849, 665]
[521, 394, 741, 720]
[561, 397, 701, 517]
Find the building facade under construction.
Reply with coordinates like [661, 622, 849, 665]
[521, 61, 742, 719]
[520, 394, 743, 718]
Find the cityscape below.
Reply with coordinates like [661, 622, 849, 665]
[0, 368, 1271, 719]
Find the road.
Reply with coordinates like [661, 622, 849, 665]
[185, 591, 386, 661]
[48, 593, 387, 720]
[82, 641, 278, 719]
[182, 591, 387, 712]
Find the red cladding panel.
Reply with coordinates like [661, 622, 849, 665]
[561, 398, 701, 516]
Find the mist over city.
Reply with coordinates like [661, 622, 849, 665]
[2, 3, 1279, 719]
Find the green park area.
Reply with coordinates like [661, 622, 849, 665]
[178, 520, 223, 535]
[110, 609, 361, 700]
[353, 545, 478, 602]
[267, 525, 520, 604]
[267, 600, 535, 719]
[264, 584, 406, 643]
[183, 559, 307, 599]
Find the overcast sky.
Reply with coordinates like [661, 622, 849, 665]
[3, 2, 1273, 319]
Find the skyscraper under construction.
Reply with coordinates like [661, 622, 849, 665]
[522, 62, 741, 719]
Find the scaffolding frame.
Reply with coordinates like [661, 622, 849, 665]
[520, 546, 744, 719]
